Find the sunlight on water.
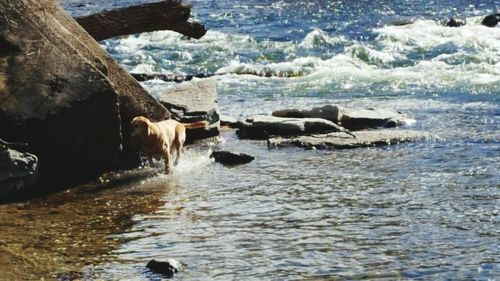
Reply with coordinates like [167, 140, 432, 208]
[103, 15, 500, 96]
[0, 0, 497, 280]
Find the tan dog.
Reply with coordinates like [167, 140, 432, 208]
[131, 116, 208, 174]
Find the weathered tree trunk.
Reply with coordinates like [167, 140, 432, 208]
[75, 0, 207, 41]
[0, 0, 169, 198]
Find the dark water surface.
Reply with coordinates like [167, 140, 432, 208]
[0, 0, 498, 280]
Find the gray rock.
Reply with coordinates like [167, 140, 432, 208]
[272, 105, 343, 123]
[237, 115, 353, 139]
[268, 130, 432, 150]
[0, 142, 38, 202]
[159, 80, 220, 143]
[340, 108, 415, 130]
[236, 122, 270, 140]
[210, 151, 254, 165]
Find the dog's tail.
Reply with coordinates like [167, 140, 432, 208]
[182, 120, 209, 129]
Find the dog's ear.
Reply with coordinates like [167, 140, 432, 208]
[131, 117, 148, 136]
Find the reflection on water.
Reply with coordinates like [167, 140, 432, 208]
[0, 170, 169, 280]
[0, 125, 497, 280]
[2, 0, 498, 279]
[88, 129, 496, 280]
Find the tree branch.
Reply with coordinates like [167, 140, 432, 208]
[75, 0, 207, 41]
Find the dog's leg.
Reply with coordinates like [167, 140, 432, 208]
[170, 145, 178, 166]
[163, 150, 172, 174]
[174, 124, 186, 166]
[174, 139, 183, 166]
[177, 142, 184, 165]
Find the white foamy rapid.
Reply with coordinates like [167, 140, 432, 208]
[102, 15, 500, 96]
[216, 18, 499, 94]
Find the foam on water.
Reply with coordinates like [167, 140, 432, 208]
[104, 16, 500, 97]
[38, 2, 500, 280]
[298, 28, 350, 49]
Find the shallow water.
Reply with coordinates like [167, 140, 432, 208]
[1, 0, 499, 280]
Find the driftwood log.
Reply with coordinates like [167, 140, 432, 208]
[75, 0, 207, 41]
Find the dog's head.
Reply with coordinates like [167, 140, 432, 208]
[130, 116, 151, 137]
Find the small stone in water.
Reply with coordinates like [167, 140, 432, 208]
[146, 259, 183, 278]
[210, 150, 255, 165]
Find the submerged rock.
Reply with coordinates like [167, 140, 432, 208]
[159, 79, 220, 143]
[268, 130, 432, 150]
[272, 105, 343, 123]
[340, 108, 414, 130]
[0, 141, 38, 202]
[57, 271, 84, 281]
[237, 115, 353, 139]
[146, 259, 183, 278]
[444, 18, 466, 27]
[210, 151, 255, 165]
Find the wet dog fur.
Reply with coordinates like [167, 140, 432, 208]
[131, 116, 208, 174]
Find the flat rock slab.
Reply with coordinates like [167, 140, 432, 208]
[272, 105, 415, 130]
[237, 115, 352, 139]
[341, 108, 415, 130]
[268, 130, 432, 150]
[159, 79, 220, 143]
[272, 105, 342, 123]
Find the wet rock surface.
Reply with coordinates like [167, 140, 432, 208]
[340, 108, 414, 130]
[481, 13, 500, 27]
[271, 105, 414, 131]
[210, 151, 255, 165]
[272, 105, 343, 123]
[237, 115, 352, 139]
[146, 259, 183, 278]
[268, 130, 432, 150]
[0, 141, 38, 203]
[159, 79, 220, 143]
[0, 0, 169, 193]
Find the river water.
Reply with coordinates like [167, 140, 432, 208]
[0, 0, 498, 280]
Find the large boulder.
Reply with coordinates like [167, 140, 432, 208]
[0, 141, 38, 202]
[237, 115, 353, 139]
[268, 130, 432, 150]
[158, 79, 220, 143]
[340, 108, 415, 130]
[0, 0, 169, 191]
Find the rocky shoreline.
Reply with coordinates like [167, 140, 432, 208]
[0, 67, 435, 201]
[0, 0, 433, 204]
